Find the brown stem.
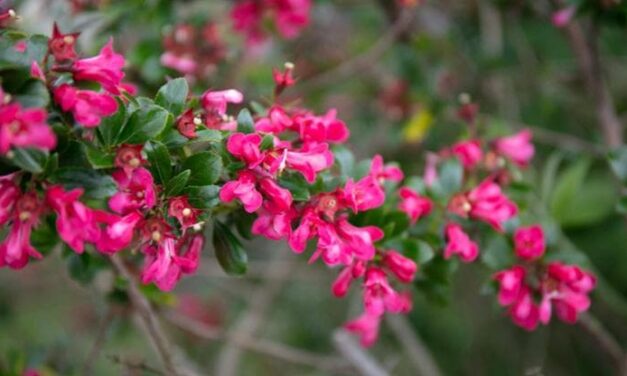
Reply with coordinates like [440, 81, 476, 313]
[577, 312, 624, 372]
[81, 306, 116, 376]
[110, 254, 183, 376]
[553, 1, 623, 147]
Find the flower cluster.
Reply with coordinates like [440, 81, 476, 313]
[494, 226, 596, 330]
[231, 0, 311, 44]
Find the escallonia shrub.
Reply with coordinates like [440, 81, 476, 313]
[0, 9, 595, 348]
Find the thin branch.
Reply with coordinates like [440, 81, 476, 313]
[577, 312, 624, 371]
[81, 306, 116, 376]
[214, 256, 294, 376]
[385, 316, 442, 376]
[333, 330, 389, 376]
[107, 354, 165, 376]
[551, 0, 623, 148]
[524, 124, 606, 156]
[295, 9, 415, 94]
[110, 254, 184, 376]
[165, 311, 354, 374]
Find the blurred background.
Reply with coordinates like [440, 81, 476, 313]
[1, 0, 627, 375]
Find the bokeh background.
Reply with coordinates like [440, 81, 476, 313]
[2, 0, 627, 375]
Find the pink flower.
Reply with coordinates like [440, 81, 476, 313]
[343, 175, 385, 213]
[293, 109, 349, 144]
[141, 233, 204, 291]
[114, 144, 146, 177]
[46, 185, 102, 253]
[509, 287, 540, 331]
[201, 89, 243, 115]
[285, 143, 334, 183]
[255, 106, 293, 134]
[272, 63, 296, 89]
[72, 38, 125, 94]
[0, 180, 19, 225]
[288, 208, 320, 252]
[451, 139, 483, 169]
[514, 225, 545, 260]
[344, 312, 382, 347]
[493, 266, 526, 306]
[382, 250, 417, 283]
[168, 196, 201, 231]
[273, 0, 311, 39]
[370, 154, 404, 183]
[160, 52, 197, 75]
[423, 152, 439, 187]
[226, 132, 265, 168]
[53, 84, 118, 127]
[541, 262, 596, 324]
[231, 0, 265, 44]
[251, 204, 294, 240]
[49, 22, 79, 61]
[13, 40, 26, 53]
[96, 211, 142, 254]
[30, 61, 46, 81]
[258, 177, 293, 210]
[332, 265, 355, 298]
[449, 179, 518, 231]
[493, 129, 534, 167]
[552, 6, 576, 28]
[0, 192, 43, 269]
[219, 170, 263, 213]
[444, 223, 479, 262]
[176, 109, 198, 138]
[398, 187, 432, 224]
[335, 218, 383, 262]
[109, 167, 157, 214]
[0, 103, 56, 154]
[363, 268, 412, 316]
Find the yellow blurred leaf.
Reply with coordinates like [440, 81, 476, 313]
[403, 109, 433, 143]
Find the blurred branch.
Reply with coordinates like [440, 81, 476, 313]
[165, 311, 354, 374]
[578, 313, 624, 371]
[550, 0, 623, 148]
[81, 306, 116, 376]
[107, 354, 165, 376]
[525, 125, 606, 156]
[296, 9, 415, 93]
[110, 254, 185, 376]
[333, 330, 389, 376]
[386, 316, 441, 376]
[215, 255, 294, 376]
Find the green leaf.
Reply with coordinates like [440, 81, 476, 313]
[431, 158, 463, 197]
[96, 98, 127, 146]
[213, 221, 248, 276]
[51, 168, 117, 199]
[259, 134, 275, 150]
[144, 141, 172, 184]
[237, 108, 255, 133]
[8, 148, 48, 173]
[118, 104, 170, 144]
[401, 238, 435, 264]
[382, 211, 410, 239]
[333, 145, 355, 178]
[83, 143, 114, 169]
[67, 252, 107, 285]
[0, 33, 48, 69]
[185, 185, 220, 209]
[155, 77, 188, 116]
[181, 151, 222, 185]
[13, 79, 49, 108]
[278, 173, 311, 201]
[608, 146, 627, 183]
[192, 129, 223, 144]
[481, 235, 515, 270]
[165, 169, 191, 197]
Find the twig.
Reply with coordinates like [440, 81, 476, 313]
[333, 330, 389, 376]
[296, 9, 415, 93]
[524, 124, 606, 156]
[551, 0, 623, 148]
[165, 311, 354, 374]
[577, 312, 624, 371]
[110, 254, 183, 376]
[214, 255, 294, 376]
[107, 354, 165, 376]
[81, 306, 116, 376]
[385, 316, 441, 376]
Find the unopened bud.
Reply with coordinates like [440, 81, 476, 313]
[193, 116, 202, 126]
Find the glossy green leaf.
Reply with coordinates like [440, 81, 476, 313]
[144, 141, 172, 184]
[185, 185, 220, 209]
[213, 221, 248, 276]
[8, 148, 48, 173]
[181, 151, 222, 185]
[155, 77, 188, 116]
[118, 104, 170, 144]
[96, 98, 128, 146]
[51, 168, 117, 199]
[237, 108, 255, 133]
[165, 169, 191, 197]
[83, 143, 114, 169]
[608, 146, 627, 183]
